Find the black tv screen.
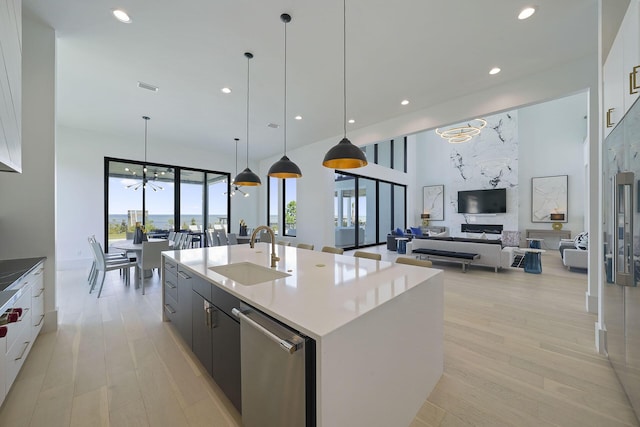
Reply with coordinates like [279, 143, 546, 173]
[457, 188, 507, 214]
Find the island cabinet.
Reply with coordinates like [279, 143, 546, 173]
[191, 278, 242, 411]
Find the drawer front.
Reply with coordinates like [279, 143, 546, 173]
[164, 258, 178, 277]
[6, 325, 32, 392]
[163, 293, 178, 322]
[164, 275, 178, 301]
[191, 274, 212, 302]
[211, 284, 240, 319]
[5, 288, 32, 352]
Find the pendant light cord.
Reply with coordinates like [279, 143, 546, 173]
[246, 56, 250, 169]
[343, 0, 347, 138]
[284, 19, 288, 155]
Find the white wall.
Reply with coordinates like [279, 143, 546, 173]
[56, 125, 259, 268]
[518, 92, 588, 235]
[0, 9, 57, 331]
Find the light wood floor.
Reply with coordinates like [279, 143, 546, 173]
[0, 248, 637, 427]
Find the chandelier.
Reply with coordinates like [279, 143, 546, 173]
[435, 118, 487, 144]
[125, 116, 164, 191]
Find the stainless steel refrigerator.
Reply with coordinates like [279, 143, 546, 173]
[603, 96, 640, 418]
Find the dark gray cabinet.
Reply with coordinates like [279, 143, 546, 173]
[176, 267, 193, 348]
[191, 284, 241, 412]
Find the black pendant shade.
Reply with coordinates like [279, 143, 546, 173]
[268, 13, 302, 179]
[322, 137, 367, 169]
[268, 155, 302, 178]
[233, 167, 261, 186]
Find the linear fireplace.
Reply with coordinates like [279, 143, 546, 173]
[461, 224, 503, 234]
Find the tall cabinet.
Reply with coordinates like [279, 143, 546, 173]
[0, 0, 22, 172]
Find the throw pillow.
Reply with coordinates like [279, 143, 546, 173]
[480, 232, 488, 240]
[574, 232, 589, 250]
[410, 227, 422, 236]
[395, 227, 404, 237]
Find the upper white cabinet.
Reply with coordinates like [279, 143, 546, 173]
[604, 0, 640, 137]
[0, 0, 22, 173]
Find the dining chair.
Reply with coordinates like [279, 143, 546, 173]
[182, 234, 193, 249]
[168, 231, 176, 242]
[216, 231, 229, 246]
[138, 240, 171, 295]
[174, 233, 187, 249]
[87, 236, 127, 285]
[227, 233, 238, 245]
[89, 241, 137, 298]
[206, 229, 219, 247]
[276, 240, 290, 246]
[395, 257, 433, 268]
[260, 230, 272, 243]
[321, 246, 344, 255]
[296, 243, 314, 250]
[353, 251, 382, 261]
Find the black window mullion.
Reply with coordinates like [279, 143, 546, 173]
[403, 136, 407, 173]
[390, 139, 394, 169]
[174, 167, 181, 231]
[374, 144, 378, 164]
[104, 158, 109, 251]
[282, 179, 286, 236]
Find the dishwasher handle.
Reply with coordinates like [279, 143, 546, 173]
[232, 308, 298, 354]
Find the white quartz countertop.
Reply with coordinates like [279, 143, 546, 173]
[163, 243, 441, 339]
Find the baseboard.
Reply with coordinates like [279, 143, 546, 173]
[585, 291, 598, 314]
[42, 310, 58, 333]
[596, 322, 607, 355]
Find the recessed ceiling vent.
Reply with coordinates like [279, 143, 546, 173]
[267, 123, 280, 128]
[137, 81, 159, 92]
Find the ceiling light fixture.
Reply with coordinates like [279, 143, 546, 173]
[112, 9, 131, 23]
[226, 138, 249, 198]
[137, 81, 158, 92]
[221, 87, 232, 94]
[348, 119, 355, 124]
[269, 13, 303, 179]
[126, 116, 164, 191]
[435, 118, 487, 144]
[401, 99, 410, 106]
[489, 67, 501, 75]
[518, 7, 536, 20]
[233, 52, 262, 186]
[295, 115, 302, 120]
[322, 0, 367, 169]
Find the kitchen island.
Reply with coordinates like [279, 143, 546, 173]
[162, 243, 443, 427]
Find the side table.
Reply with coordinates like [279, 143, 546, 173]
[514, 248, 546, 274]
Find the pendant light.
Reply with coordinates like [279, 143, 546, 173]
[268, 13, 302, 178]
[227, 138, 249, 197]
[322, 0, 367, 169]
[233, 52, 262, 186]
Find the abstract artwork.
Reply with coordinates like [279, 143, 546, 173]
[531, 175, 568, 222]
[423, 185, 444, 220]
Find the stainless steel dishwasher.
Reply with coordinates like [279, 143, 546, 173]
[232, 302, 314, 427]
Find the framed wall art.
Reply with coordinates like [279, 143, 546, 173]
[531, 175, 568, 222]
[423, 185, 444, 221]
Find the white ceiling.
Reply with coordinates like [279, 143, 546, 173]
[25, 0, 597, 160]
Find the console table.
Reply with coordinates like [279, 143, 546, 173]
[525, 229, 571, 240]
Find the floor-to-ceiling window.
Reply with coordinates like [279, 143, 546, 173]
[105, 158, 230, 245]
[283, 179, 297, 237]
[333, 171, 406, 250]
[267, 176, 279, 235]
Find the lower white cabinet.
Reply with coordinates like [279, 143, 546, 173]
[0, 259, 45, 407]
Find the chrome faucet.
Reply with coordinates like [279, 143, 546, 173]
[250, 225, 280, 268]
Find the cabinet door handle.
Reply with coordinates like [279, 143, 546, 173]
[606, 108, 615, 128]
[211, 309, 218, 329]
[630, 65, 640, 95]
[177, 271, 191, 280]
[15, 341, 30, 361]
[35, 314, 45, 327]
[166, 280, 177, 289]
[18, 308, 29, 321]
[164, 304, 176, 314]
[34, 288, 44, 297]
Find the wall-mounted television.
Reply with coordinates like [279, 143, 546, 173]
[457, 188, 507, 214]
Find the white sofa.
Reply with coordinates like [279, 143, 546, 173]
[409, 237, 514, 272]
[562, 249, 588, 270]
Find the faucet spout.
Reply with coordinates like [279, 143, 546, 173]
[250, 225, 279, 268]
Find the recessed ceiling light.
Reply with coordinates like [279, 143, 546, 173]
[489, 67, 501, 75]
[348, 119, 355, 124]
[221, 87, 232, 94]
[112, 9, 131, 23]
[137, 81, 159, 92]
[401, 99, 410, 106]
[518, 7, 536, 20]
[267, 123, 280, 128]
[295, 115, 302, 120]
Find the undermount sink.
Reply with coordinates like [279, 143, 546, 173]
[208, 262, 291, 286]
